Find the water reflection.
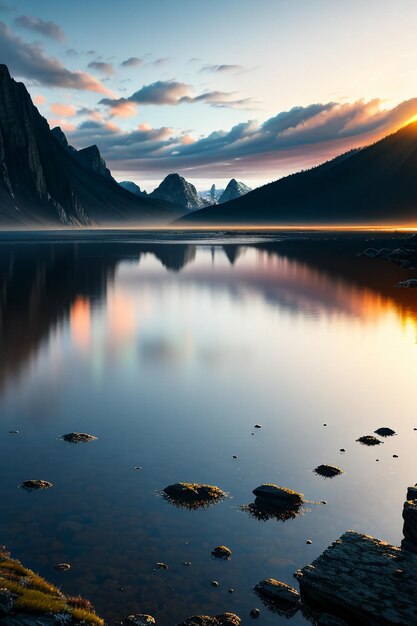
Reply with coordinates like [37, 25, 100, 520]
[1, 237, 417, 625]
[0, 239, 416, 393]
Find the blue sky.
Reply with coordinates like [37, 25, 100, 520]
[1, 0, 417, 189]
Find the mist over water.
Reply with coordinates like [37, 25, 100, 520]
[1, 237, 417, 625]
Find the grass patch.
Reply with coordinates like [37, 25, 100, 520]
[70, 607, 105, 625]
[14, 588, 67, 614]
[0, 549, 104, 624]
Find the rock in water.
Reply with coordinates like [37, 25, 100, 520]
[54, 563, 71, 572]
[162, 483, 226, 509]
[374, 427, 396, 437]
[19, 480, 53, 491]
[255, 578, 300, 606]
[124, 616, 156, 626]
[314, 465, 343, 478]
[176, 614, 241, 626]
[252, 484, 303, 505]
[356, 435, 382, 446]
[295, 530, 417, 625]
[60, 432, 97, 443]
[211, 546, 232, 559]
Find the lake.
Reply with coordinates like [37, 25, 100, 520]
[1, 233, 417, 625]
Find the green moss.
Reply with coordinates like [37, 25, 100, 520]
[70, 607, 105, 625]
[14, 589, 67, 614]
[0, 550, 104, 624]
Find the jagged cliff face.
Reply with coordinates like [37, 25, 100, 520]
[0, 65, 181, 226]
[76, 145, 114, 181]
[218, 179, 252, 204]
[150, 173, 208, 211]
[0, 65, 87, 225]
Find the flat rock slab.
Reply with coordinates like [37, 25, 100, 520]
[295, 531, 417, 625]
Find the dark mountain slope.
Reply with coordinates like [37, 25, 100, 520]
[0, 65, 180, 226]
[180, 122, 417, 225]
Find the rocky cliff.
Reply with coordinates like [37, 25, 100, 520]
[0, 65, 179, 226]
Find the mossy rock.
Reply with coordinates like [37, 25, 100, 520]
[252, 484, 303, 505]
[211, 546, 232, 559]
[314, 465, 343, 478]
[356, 435, 383, 446]
[163, 483, 226, 509]
[19, 480, 53, 491]
[60, 432, 97, 443]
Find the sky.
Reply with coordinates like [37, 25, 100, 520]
[1, 0, 417, 191]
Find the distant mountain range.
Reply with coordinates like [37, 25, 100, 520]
[119, 176, 252, 210]
[0, 65, 180, 226]
[180, 122, 417, 225]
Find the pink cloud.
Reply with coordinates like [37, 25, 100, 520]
[50, 102, 77, 117]
[49, 119, 75, 132]
[182, 134, 195, 145]
[109, 100, 137, 118]
[33, 94, 46, 105]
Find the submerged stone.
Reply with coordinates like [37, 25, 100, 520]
[295, 530, 417, 625]
[356, 435, 382, 446]
[60, 432, 97, 443]
[374, 427, 396, 437]
[211, 546, 232, 559]
[314, 465, 343, 478]
[252, 484, 303, 505]
[124, 616, 156, 626]
[162, 483, 226, 509]
[19, 480, 53, 491]
[53, 563, 70, 572]
[176, 613, 241, 626]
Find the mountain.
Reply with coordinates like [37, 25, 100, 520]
[50, 126, 77, 153]
[0, 65, 180, 226]
[218, 178, 252, 203]
[199, 184, 224, 204]
[150, 173, 209, 211]
[179, 122, 417, 225]
[119, 180, 147, 196]
[75, 145, 114, 181]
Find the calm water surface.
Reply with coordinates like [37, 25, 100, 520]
[1, 236, 417, 625]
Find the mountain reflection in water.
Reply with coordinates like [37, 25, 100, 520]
[0, 239, 416, 392]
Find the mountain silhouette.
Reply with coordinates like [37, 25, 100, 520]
[180, 122, 417, 225]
